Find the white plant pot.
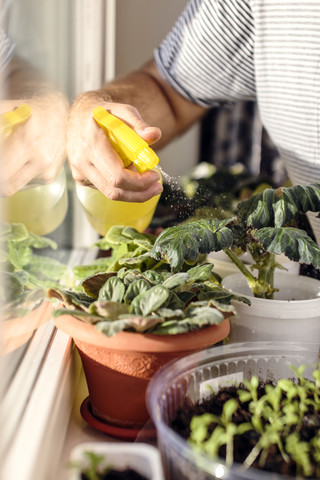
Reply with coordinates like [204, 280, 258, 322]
[222, 272, 320, 342]
[69, 442, 164, 480]
[207, 250, 300, 279]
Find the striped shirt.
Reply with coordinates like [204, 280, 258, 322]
[0, 28, 14, 71]
[0, 0, 14, 72]
[154, 0, 320, 244]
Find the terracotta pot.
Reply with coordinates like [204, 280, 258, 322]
[1, 300, 53, 355]
[53, 313, 230, 429]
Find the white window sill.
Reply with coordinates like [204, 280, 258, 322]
[0, 248, 98, 480]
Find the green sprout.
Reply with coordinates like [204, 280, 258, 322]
[187, 365, 320, 477]
[189, 398, 252, 467]
[69, 451, 112, 480]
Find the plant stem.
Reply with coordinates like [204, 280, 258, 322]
[223, 248, 256, 284]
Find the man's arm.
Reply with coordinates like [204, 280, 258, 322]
[67, 59, 207, 203]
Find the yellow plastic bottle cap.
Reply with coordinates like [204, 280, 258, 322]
[92, 106, 159, 173]
[0, 104, 32, 139]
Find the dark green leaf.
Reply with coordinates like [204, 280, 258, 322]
[238, 188, 276, 228]
[162, 290, 185, 310]
[150, 218, 234, 272]
[253, 227, 320, 268]
[176, 291, 197, 304]
[239, 183, 320, 228]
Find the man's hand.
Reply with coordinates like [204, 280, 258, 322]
[0, 94, 69, 197]
[67, 97, 163, 203]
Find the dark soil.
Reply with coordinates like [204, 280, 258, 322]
[170, 381, 320, 478]
[81, 468, 148, 480]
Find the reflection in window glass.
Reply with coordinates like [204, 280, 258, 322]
[0, 0, 75, 468]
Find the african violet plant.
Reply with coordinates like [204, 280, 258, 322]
[185, 365, 320, 478]
[0, 222, 68, 320]
[48, 183, 320, 332]
[48, 226, 243, 337]
[151, 183, 320, 299]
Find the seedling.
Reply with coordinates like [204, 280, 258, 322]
[187, 365, 320, 478]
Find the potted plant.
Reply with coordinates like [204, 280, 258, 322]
[150, 182, 320, 342]
[146, 341, 320, 480]
[68, 442, 164, 480]
[48, 225, 235, 437]
[0, 222, 68, 354]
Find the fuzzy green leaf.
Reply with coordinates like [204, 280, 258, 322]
[123, 278, 151, 303]
[131, 285, 170, 316]
[72, 258, 115, 280]
[96, 314, 163, 336]
[186, 263, 214, 283]
[89, 300, 130, 319]
[95, 225, 155, 250]
[24, 254, 68, 282]
[162, 272, 189, 289]
[98, 277, 125, 303]
[0, 222, 29, 243]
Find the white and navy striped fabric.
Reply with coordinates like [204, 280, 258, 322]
[0, 0, 14, 72]
[154, 0, 320, 244]
[0, 28, 14, 71]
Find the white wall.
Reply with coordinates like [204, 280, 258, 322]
[115, 0, 200, 178]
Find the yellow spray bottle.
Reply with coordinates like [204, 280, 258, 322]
[0, 104, 68, 235]
[75, 107, 162, 236]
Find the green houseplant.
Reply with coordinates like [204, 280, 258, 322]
[48, 225, 235, 435]
[150, 183, 320, 342]
[150, 182, 320, 299]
